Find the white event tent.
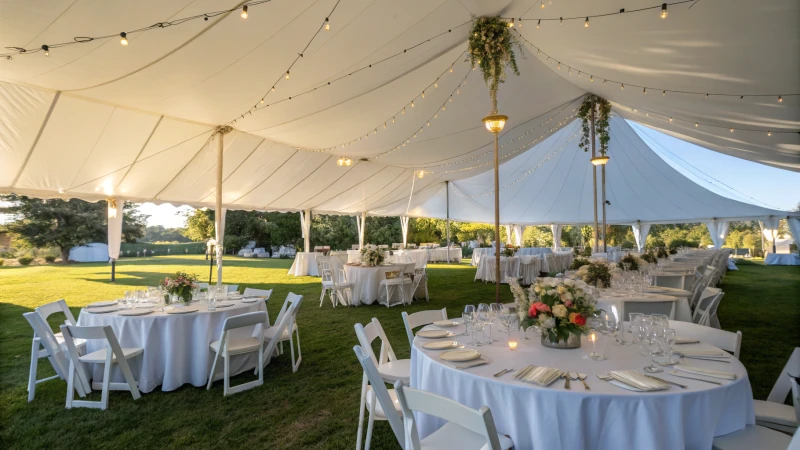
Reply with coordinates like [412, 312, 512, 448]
[0, 0, 798, 277]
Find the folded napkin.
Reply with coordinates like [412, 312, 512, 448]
[515, 366, 562, 386]
[675, 365, 737, 380]
[674, 338, 700, 345]
[609, 370, 670, 391]
[674, 350, 728, 357]
[441, 357, 490, 370]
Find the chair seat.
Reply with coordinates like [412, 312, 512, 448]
[377, 359, 411, 383]
[54, 333, 87, 348]
[79, 347, 143, 363]
[335, 282, 354, 289]
[380, 278, 413, 286]
[754, 399, 798, 428]
[421, 422, 514, 450]
[209, 337, 261, 356]
[365, 386, 402, 419]
[712, 425, 792, 450]
[322, 281, 335, 287]
[264, 323, 298, 341]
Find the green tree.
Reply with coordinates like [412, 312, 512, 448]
[122, 202, 148, 243]
[365, 216, 402, 246]
[455, 222, 495, 245]
[183, 209, 215, 242]
[144, 225, 191, 243]
[408, 218, 443, 244]
[311, 214, 357, 250]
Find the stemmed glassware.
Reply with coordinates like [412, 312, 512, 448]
[462, 305, 475, 338]
[643, 324, 666, 373]
[123, 290, 133, 308]
[476, 304, 490, 345]
[487, 303, 503, 343]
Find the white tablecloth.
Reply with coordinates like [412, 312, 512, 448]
[77, 299, 267, 393]
[427, 247, 462, 263]
[343, 263, 411, 305]
[765, 253, 800, 265]
[471, 247, 552, 266]
[546, 251, 575, 273]
[411, 323, 754, 450]
[394, 249, 429, 268]
[597, 291, 692, 322]
[474, 256, 520, 283]
[287, 252, 322, 276]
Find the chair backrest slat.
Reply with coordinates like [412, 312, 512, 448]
[243, 288, 273, 299]
[766, 347, 800, 403]
[36, 299, 78, 326]
[667, 320, 741, 359]
[402, 309, 447, 346]
[222, 311, 268, 332]
[23, 312, 68, 379]
[353, 345, 404, 445]
[355, 319, 397, 367]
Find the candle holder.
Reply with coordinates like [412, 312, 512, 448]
[508, 337, 518, 351]
[585, 331, 607, 360]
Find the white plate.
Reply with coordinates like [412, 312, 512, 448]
[215, 301, 236, 308]
[118, 309, 153, 316]
[134, 303, 156, 309]
[417, 329, 451, 339]
[608, 380, 645, 392]
[86, 306, 121, 314]
[241, 298, 259, 303]
[87, 301, 118, 308]
[167, 308, 199, 314]
[433, 320, 459, 327]
[440, 349, 481, 362]
[422, 341, 460, 350]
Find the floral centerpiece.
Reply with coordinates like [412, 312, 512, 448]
[160, 271, 199, 304]
[617, 253, 642, 271]
[468, 16, 521, 113]
[509, 277, 598, 348]
[570, 260, 613, 288]
[502, 245, 517, 257]
[360, 247, 384, 267]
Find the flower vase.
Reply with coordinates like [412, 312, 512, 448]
[180, 291, 193, 304]
[540, 332, 582, 349]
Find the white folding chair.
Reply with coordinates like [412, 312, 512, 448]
[711, 425, 792, 450]
[693, 287, 724, 327]
[622, 301, 675, 321]
[402, 308, 447, 348]
[222, 284, 239, 293]
[378, 270, 412, 308]
[23, 311, 87, 402]
[60, 324, 142, 410]
[207, 311, 267, 396]
[412, 267, 430, 302]
[753, 347, 800, 434]
[394, 380, 513, 450]
[667, 320, 742, 359]
[354, 319, 410, 384]
[243, 288, 273, 324]
[263, 294, 303, 372]
[353, 345, 404, 450]
[256, 292, 303, 372]
[319, 268, 353, 307]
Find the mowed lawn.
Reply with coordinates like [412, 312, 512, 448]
[0, 255, 797, 449]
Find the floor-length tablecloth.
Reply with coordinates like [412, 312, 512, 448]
[597, 291, 692, 322]
[288, 252, 322, 276]
[77, 299, 267, 393]
[343, 264, 411, 305]
[394, 249, 429, 268]
[474, 256, 520, 283]
[427, 247, 462, 263]
[765, 253, 800, 265]
[471, 247, 552, 266]
[411, 323, 754, 450]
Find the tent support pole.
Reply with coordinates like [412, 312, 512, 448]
[591, 107, 599, 254]
[602, 164, 607, 253]
[214, 126, 232, 285]
[493, 129, 501, 303]
[446, 181, 451, 264]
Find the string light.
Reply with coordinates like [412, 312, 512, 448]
[584, 17, 589, 28]
[643, 87, 647, 94]
[660, 3, 668, 19]
[41, 45, 49, 56]
[285, 71, 290, 80]
[768, 131, 772, 136]
[325, 17, 330, 30]
[411, 101, 415, 108]
[417, 170, 425, 178]
[119, 32, 128, 46]
[508, 18, 515, 27]
[620, 84, 624, 90]
[623, 102, 797, 135]
[778, 96, 783, 103]
[537, 19, 541, 28]
[541, 1, 545, 9]
[241, 5, 248, 19]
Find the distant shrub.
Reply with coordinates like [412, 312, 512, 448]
[18, 257, 34, 266]
[0, 258, 4, 266]
[44, 255, 56, 263]
[668, 238, 698, 250]
[641, 252, 657, 264]
[570, 257, 590, 270]
[621, 240, 635, 250]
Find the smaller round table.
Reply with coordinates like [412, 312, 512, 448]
[343, 263, 410, 305]
[288, 252, 322, 276]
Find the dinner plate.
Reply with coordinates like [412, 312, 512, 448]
[215, 301, 236, 308]
[86, 306, 121, 314]
[241, 298, 259, 303]
[134, 302, 156, 309]
[416, 329, 451, 339]
[440, 349, 480, 362]
[118, 309, 153, 316]
[87, 301, 118, 308]
[167, 308, 199, 314]
[433, 320, 459, 327]
[422, 341, 460, 350]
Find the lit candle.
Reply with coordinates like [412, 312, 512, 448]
[508, 339, 518, 350]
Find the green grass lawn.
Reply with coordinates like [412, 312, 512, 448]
[0, 255, 797, 449]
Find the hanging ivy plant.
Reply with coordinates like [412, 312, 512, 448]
[577, 95, 612, 154]
[468, 17, 521, 113]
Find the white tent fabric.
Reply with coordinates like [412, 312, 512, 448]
[632, 222, 651, 253]
[107, 199, 123, 261]
[550, 224, 563, 251]
[705, 220, 730, 250]
[789, 218, 800, 250]
[0, 0, 797, 218]
[512, 225, 524, 247]
[394, 117, 799, 225]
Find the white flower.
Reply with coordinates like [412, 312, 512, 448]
[564, 278, 575, 287]
[563, 292, 573, 301]
[552, 304, 568, 318]
[540, 315, 555, 329]
[556, 285, 567, 294]
[546, 289, 556, 296]
[533, 284, 542, 294]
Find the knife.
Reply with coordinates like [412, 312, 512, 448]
[646, 375, 686, 389]
[668, 370, 722, 385]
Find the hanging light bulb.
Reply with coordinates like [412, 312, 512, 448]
[584, 17, 589, 28]
[120, 32, 128, 46]
[325, 17, 330, 31]
[260, 98, 264, 104]
[417, 170, 425, 178]
[434, 81, 438, 88]
[337, 156, 345, 166]
[660, 3, 668, 19]
[392, 117, 395, 123]
[449, 67, 453, 73]
[383, 122, 387, 129]
[541, 1, 545, 8]
[518, 18, 523, 27]
[768, 131, 772, 136]
[557, 62, 561, 70]
[560, 17, 563, 25]
[411, 101, 415, 108]
[537, 19, 541, 29]
[271, 86, 275, 92]
[730, 128, 734, 133]
[285, 71, 290, 80]
[508, 18, 514, 27]
[695, 123, 699, 127]
[643, 87, 647, 94]
[778, 96, 783, 103]
[345, 158, 352, 166]
[421, 91, 425, 98]
[669, 117, 673, 122]
[620, 84, 624, 90]
[42, 45, 49, 56]
[402, 108, 405, 114]
[662, 90, 666, 96]
[241, 5, 248, 19]
[589, 75, 594, 82]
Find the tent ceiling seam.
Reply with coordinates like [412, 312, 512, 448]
[266, 155, 333, 207]
[198, 137, 267, 203]
[312, 166, 399, 211]
[152, 133, 215, 201]
[113, 115, 163, 192]
[65, 107, 117, 191]
[10, 91, 61, 188]
[229, 149, 300, 204]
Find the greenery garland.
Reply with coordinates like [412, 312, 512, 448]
[577, 95, 612, 154]
[468, 17, 521, 113]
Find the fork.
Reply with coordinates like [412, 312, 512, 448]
[562, 371, 571, 389]
[572, 372, 590, 390]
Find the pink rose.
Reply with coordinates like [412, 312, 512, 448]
[564, 300, 573, 307]
[528, 302, 551, 318]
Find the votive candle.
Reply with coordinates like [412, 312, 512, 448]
[508, 339, 518, 350]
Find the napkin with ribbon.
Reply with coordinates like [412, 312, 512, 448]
[515, 366, 562, 386]
[609, 370, 670, 391]
[441, 356, 491, 370]
[675, 365, 737, 380]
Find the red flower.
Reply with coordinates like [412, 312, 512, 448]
[529, 301, 551, 317]
[528, 304, 538, 317]
[572, 314, 586, 326]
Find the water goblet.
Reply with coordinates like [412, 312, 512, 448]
[123, 290, 133, 308]
[462, 305, 475, 337]
[477, 304, 491, 345]
[643, 326, 665, 373]
[600, 313, 616, 358]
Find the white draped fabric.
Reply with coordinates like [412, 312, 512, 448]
[411, 324, 755, 450]
[214, 207, 227, 283]
[400, 216, 410, 249]
[288, 252, 321, 277]
[760, 217, 782, 253]
[107, 199, 123, 261]
[512, 225, 524, 247]
[550, 224, 563, 251]
[789, 218, 800, 249]
[632, 222, 651, 252]
[77, 300, 267, 393]
[705, 220, 730, 249]
[504, 225, 513, 245]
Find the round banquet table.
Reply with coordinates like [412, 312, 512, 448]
[77, 298, 267, 393]
[343, 263, 411, 305]
[764, 253, 800, 265]
[410, 322, 754, 450]
[288, 251, 322, 276]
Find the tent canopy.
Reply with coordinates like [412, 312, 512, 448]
[0, 0, 797, 216]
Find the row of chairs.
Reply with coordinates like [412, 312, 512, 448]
[24, 289, 303, 409]
[318, 258, 429, 308]
[352, 309, 799, 449]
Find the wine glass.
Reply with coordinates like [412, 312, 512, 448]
[462, 305, 475, 337]
[488, 303, 503, 342]
[476, 304, 490, 345]
[643, 325, 665, 373]
[123, 290, 132, 309]
[599, 314, 616, 358]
